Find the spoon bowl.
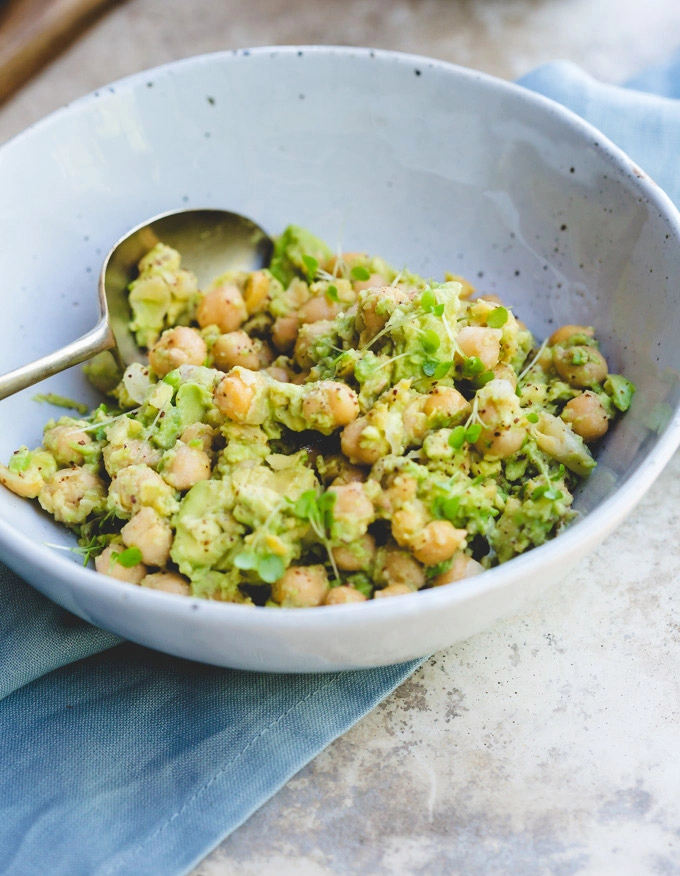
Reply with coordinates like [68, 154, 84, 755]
[0, 208, 273, 400]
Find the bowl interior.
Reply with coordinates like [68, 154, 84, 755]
[1, 47, 679, 667]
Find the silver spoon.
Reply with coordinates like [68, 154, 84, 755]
[0, 208, 273, 401]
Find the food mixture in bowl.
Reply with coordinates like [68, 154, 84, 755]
[0, 226, 634, 607]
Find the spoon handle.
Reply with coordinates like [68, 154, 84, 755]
[0, 317, 117, 401]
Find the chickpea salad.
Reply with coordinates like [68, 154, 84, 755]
[0, 226, 635, 607]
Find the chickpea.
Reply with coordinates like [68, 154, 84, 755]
[382, 546, 426, 590]
[264, 365, 290, 383]
[180, 422, 215, 454]
[39, 467, 106, 524]
[475, 415, 527, 458]
[271, 565, 329, 608]
[553, 345, 608, 388]
[95, 544, 147, 584]
[299, 294, 342, 324]
[432, 553, 484, 587]
[214, 369, 264, 421]
[303, 381, 359, 430]
[0, 460, 44, 498]
[149, 327, 207, 377]
[244, 270, 272, 315]
[142, 571, 191, 596]
[329, 482, 374, 525]
[456, 326, 503, 370]
[353, 272, 388, 293]
[324, 586, 368, 605]
[374, 583, 415, 598]
[121, 506, 172, 567]
[330, 465, 367, 486]
[357, 286, 409, 340]
[474, 383, 527, 458]
[403, 398, 428, 445]
[212, 331, 262, 372]
[561, 391, 610, 442]
[549, 324, 594, 346]
[43, 423, 92, 466]
[390, 502, 429, 548]
[423, 386, 469, 422]
[196, 283, 247, 333]
[103, 439, 162, 476]
[162, 443, 212, 491]
[379, 475, 419, 517]
[410, 520, 467, 565]
[294, 320, 333, 370]
[340, 418, 388, 465]
[492, 364, 518, 388]
[271, 315, 300, 351]
[332, 534, 376, 576]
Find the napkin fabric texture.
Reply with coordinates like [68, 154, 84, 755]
[3, 52, 680, 876]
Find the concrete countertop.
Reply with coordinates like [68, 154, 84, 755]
[2, 2, 679, 873]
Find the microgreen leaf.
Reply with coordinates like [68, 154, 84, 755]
[486, 306, 509, 329]
[462, 357, 484, 378]
[421, 329, 441, 354]
[422, 359, 439, 377]
[301, 254, 319, 280]
[465, 423, 482, 443]
[257, 554, 286, 584]
[111, 546, 143, 568]
[448, 426, 467, 450]
[326, 284, 340, 302]
[526, 411, 539, 424]
[432, 360, 453, 380]
[441, 496, 460, 520]
[531, 485, 563, 502]
[350, 265, 371, 282]
[292, 490, 318, 520]
[475, 370, 495, 387]
[233, 551, 259, 571]
[432, 303, 445, 317]
[420, 289, 436, 313]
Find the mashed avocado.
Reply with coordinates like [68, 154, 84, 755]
[0, 227, 635, 606]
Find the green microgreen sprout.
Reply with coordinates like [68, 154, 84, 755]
[486, 306, 509, 329]
[420, 329, 441, 354]
[44, 533, 112, 567]
[462, 356, 485, 379]
[475, 370, 495, 387]
[517, 339, 549, 386]
[233, 550, 286, 584]
[351, 265, 371, 282]
[433, 495, 461, 522]
[531, 485, 564, 502]
[448, 421, 482, 450]
[325, 284, 340, 303]
[111, 546, 143, 568]
[420, 288, 446, 318]
[290, 489, 340, 581]
[301, 254, 319, 281]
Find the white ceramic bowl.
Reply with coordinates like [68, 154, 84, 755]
[2, 47, 680, 672]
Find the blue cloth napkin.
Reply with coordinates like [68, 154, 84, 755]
[3, 53, 680, 875]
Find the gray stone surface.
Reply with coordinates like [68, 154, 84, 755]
[1, 1, 679, 872]
[193, 451, 680, 875]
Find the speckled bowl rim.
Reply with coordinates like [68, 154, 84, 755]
[2, 45, 680, 646]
